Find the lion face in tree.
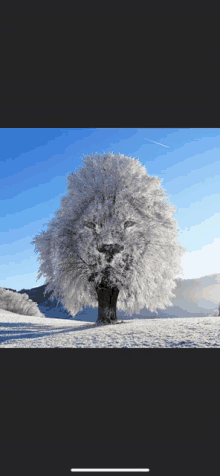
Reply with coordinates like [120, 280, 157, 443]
[75, 194, 148, 291]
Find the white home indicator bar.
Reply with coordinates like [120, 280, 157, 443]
[70, 470, 150, 473]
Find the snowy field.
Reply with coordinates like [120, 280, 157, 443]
[0, 309, 220, 347]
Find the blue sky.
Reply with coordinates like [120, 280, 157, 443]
[1, 128, 220, 291]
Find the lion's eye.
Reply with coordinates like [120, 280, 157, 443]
[124, 221, 135, 229]
[84, 222, 96, 230]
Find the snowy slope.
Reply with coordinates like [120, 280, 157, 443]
[0, 310, 220, 348]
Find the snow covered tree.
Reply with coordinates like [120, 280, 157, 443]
[213, 303, 220, 316]
[31, 152, 187, 325]
[0, 287, 44, 317]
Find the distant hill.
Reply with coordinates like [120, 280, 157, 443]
[18, 285, 73, 320]
[162, 273, 220, 317]
[2, 273, 219, 322]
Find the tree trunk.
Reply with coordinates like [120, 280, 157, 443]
[96, 282, 120, 324]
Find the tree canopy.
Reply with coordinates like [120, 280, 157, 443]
[31, 152, 187, 321]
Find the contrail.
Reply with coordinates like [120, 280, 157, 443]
[144, 138, 170, 148]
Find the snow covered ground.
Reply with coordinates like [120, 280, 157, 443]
[0, 309, 220, 347]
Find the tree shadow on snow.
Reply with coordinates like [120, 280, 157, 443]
[0, 320, 107, 344]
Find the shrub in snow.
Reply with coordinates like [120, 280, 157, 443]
[31, 152, 187, 324]
[213, 309, 219, 317]
[0, 287, 44, 317]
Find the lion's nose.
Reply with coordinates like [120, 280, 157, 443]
[98, 244, 124, 254]
[98, 244, 124, 262]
